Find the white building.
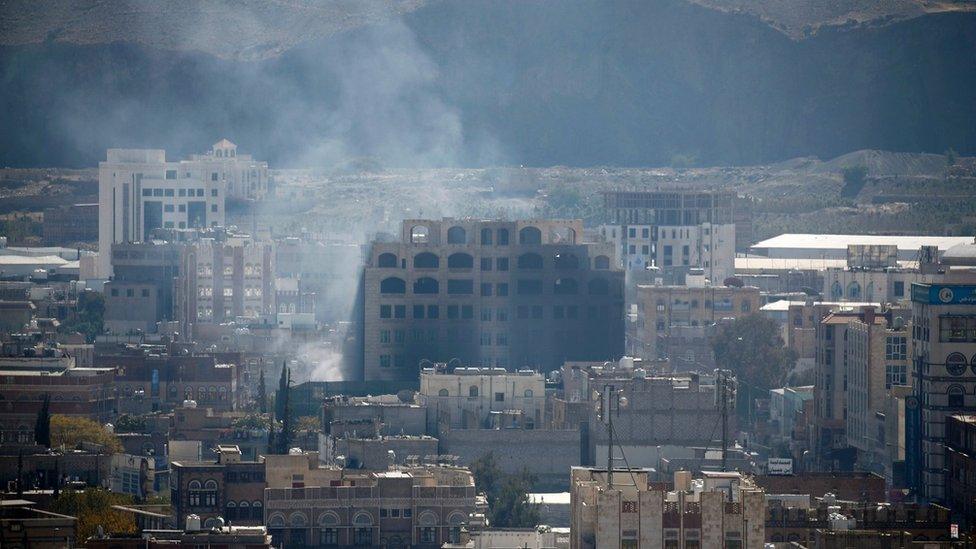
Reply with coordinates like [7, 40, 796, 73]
[97, 140, 269, 277]
[417, 366, 546, 432]
[750, 234, 972, 261]
[598, 223, 734, 284]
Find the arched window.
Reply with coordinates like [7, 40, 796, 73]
[319, 512, 340, 527]
[554, 253, 579, 269]
[438, 388, 449, 397]
[448, 253, 474, 269]
[497, 228, 510, 246]
[524, 389, 533, 398]
[594, 255, 610, 270]
[948, 385, 965, 408]
[413, 277, 439, 294]
[480, 228, 492, 246]
[447, 226, 467, 244]
[377, 253, 397, 268]
[588, 278, 610, 295]
[188, 480, 202, 490]
[847, 281, 861, 300]
[550, 227, 576, 244]
[353, 512, 374, 526]
[204, 479, 218, 490]
[418, 512, 438, 527]
[469, 385, 479, 398]
[831, 281, 843, 300]
[947, 353, 968, 376]
[410, 225, 430, 244]
[517, 253, 543, 269]
[414, 252, 439, 269]
[866, 282, 874, 301]
[380, 277, 406, 294]
[290, 512, 308, 527]
[554, 278, 579, 295]
[519, 226, 542, 245]
[268, 514, 286, 528]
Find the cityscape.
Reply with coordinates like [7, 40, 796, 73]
[2, 1, 976, 548]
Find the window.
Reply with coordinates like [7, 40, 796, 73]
[420, 528, 436, 543]
[496, 332, 508, 346]
[413, 305, 424, 319]
[320, 529, 338, 546]
[532, 305, 543, 319]
[495, 392, 505, 402]
[481, 283, 492, 296]
[946, 353, 968, 376]
[447, 226, 467, 244]
[211, 172, 219, 181]
[885, 364, 907, 389]
[848, 281, 861, 299]
[480, 257, 492, 271]
[211, 188, 218, 197]
[588, 278, 609, 295]
[414, 252, 439, 269]
[178, 204, 186, 212]
[497, 308, 508, 321]
[628, 228, 637, 238]
[448, 279, 473, 295]
[380, 305, 391, 319]
[519, 226, 542, 245]
[354, 528, 372, 546]
[518, 253, 543, 269]
[518, 279, 543, 295]
[885, 336, 907, 360]
[894, 281, 905, 297]
[481, 307, 492, 321]
[469, 386, 479, 397]
[448, 305, 459, 319]
[164, 204, 174, 212]
[594, 255, 610, 269]
[497, 228, 510, 245]
[948, 385, 965, 408]
[497, 257, 509, 271]
[141, 288, 150, 298]
[380, 355, 391, 368]
[411, 225, 430, 244]
[448, 253, 474, 269]
[394, 305, 405, 318]
[462, 305, 474, 319]
[414, 277, 439, 294]
[554, 278, 578, 295]
[554, 253, 579, 269]
[378, 253, 397, 268]
[380, 277, 406, 294]
[427, 305, 439, 319]
[142, 188, 152, 196]
[481, 331, 491, 346]
[481, 228, 492, 246]
[740, 300, 751, 312]
[940, 316, 976, 342]
[438, 388, 449, 397]
[211, 204, 218, 212]
[497, 283, 509, 296]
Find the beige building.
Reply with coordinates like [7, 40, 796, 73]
[418, 365, 546, 431]
[263, 451, 477, 548]
[630, 281, 760, 364]
[570, 468, 765, 549]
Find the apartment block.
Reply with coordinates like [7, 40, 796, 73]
[570, 468, 765, 549]
[598, 222, 735, 285]
[908, 283, 976, 502]
[363, 219, 624, 381]
[104, 240, 183, 334]
[170, 445, 267, 529]
[43, 203, 98, 245]
[417, 365, 546, 432]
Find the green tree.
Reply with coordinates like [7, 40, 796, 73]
[34, 393, 51, 447]
[60, 290, 105, 343]
[50, 415, 123, 453]
[114, 414, 148, 434]
[276, 365, 293, 454]
[470, 452, 540, 528]
[51, 488, 137, 541]
[711, 314, 797, 416]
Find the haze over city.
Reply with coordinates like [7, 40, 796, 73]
[1, 1, 976, 547]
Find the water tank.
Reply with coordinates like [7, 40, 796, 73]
[215, 517, 225, 530]
[893, 316, 905, 330]
[633, 368, 646, 379]
[104, 423, 114, 433]
[186, 514, 201, 531]
[183, 399, 198, 408]
[288, 447, 303, 455]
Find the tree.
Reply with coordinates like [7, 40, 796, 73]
[59, 290, 105, 343]
[50, 415, 123, 453]
[840, 166, 868, 198]
[114, 414, 148, 434]
[34, 393, 51, 447]
[50, 488, 137, 541]
[946, 148, 958, 167]
[275, 364, 293, 454]
[257, 369, 268, 413]
[296, 415, 321, 432]
[266, 414, 276, 456]
[470, 452, 540, 528]
[711, 314, 797, 416]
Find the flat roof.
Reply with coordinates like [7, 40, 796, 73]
[735, 257, 848, 270]
[0, 255, 69, 265]
[751, 233, 971, 251]
[760, 300, 880, 313]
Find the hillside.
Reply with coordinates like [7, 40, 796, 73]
[1, 0, 975, 168]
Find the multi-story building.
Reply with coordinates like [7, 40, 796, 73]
[750, 234, 971, 261]
[170, 445, 267, 529]
[174, 230, 275, 333]
[418, 365, 546, 432]
[262, 451, 477, 548]
[630, 279, 760, 364]
[598, 221, 735, 285]
[909, 282, 976, 502]
[570, 468, 766, 549]
[274, 237, 363, 322]
[363, 219, 624, 381]
[104, 240, 184, 334]
[812, 306, 910, 472]
[946, 415, 976, 531]
[0, 353, 116, 444]
[43, 203, 98, 245]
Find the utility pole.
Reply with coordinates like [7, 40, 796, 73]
[720, 370, 728, 471]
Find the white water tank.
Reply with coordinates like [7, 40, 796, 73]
[186, 514, 201, 531]
[183, 399, 198, 408]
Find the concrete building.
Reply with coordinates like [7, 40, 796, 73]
[170, 445, 266, 529]
[274, 237, 363, 322]
[364, 218, 624, 381]
[104, 240, 184, 334]
[945, 415, 976, 531]
[43, 203, 98, 245]
[262, 451, 477, 548]
[174, 230, 275, 334]
[630, 280, 760, 365]
[769, 386, 814, 441]
[812, 306, 910, 472]
[323, 395, 428, 438]
[87, 524, 272, 549]
[909, 282, 976, 502]
[570, 468, 765, 549]
[0, 502, 76, 549]
[418, 366, 546, 432]
[749, 234, 970, 261]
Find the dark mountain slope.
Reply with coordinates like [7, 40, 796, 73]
[0, 0, 974, 168]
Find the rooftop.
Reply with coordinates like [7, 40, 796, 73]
[751, 233, 971, 252]
[760, 300, 880, 312]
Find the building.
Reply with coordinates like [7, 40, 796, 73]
[908, 283, 976, 502]
[570, 468, 765, 549]
[418, 366, 546, 432]
[766, 500, 954, 546]
[170, 445, 266, 529]
[749, 234, 971, 261]
[363, 219, 624, 381]
[0, 501, 76, 549]
[0, 445, 114, 490]
[104, 240, 184, 334]
[769, 386, 814, 442]
[630, 279, 760, 365]
[812, 306, 910, 471]
[86, 524, 272, 549]
[174, 230, 275, 334]
[43, 203, 98, 245]
[0, 354, 116, 444]
[946, 415, 976, 531]
[274, 237, 363, 322]
[169, 405, 268, 461]
[262, 451, 477, 547]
